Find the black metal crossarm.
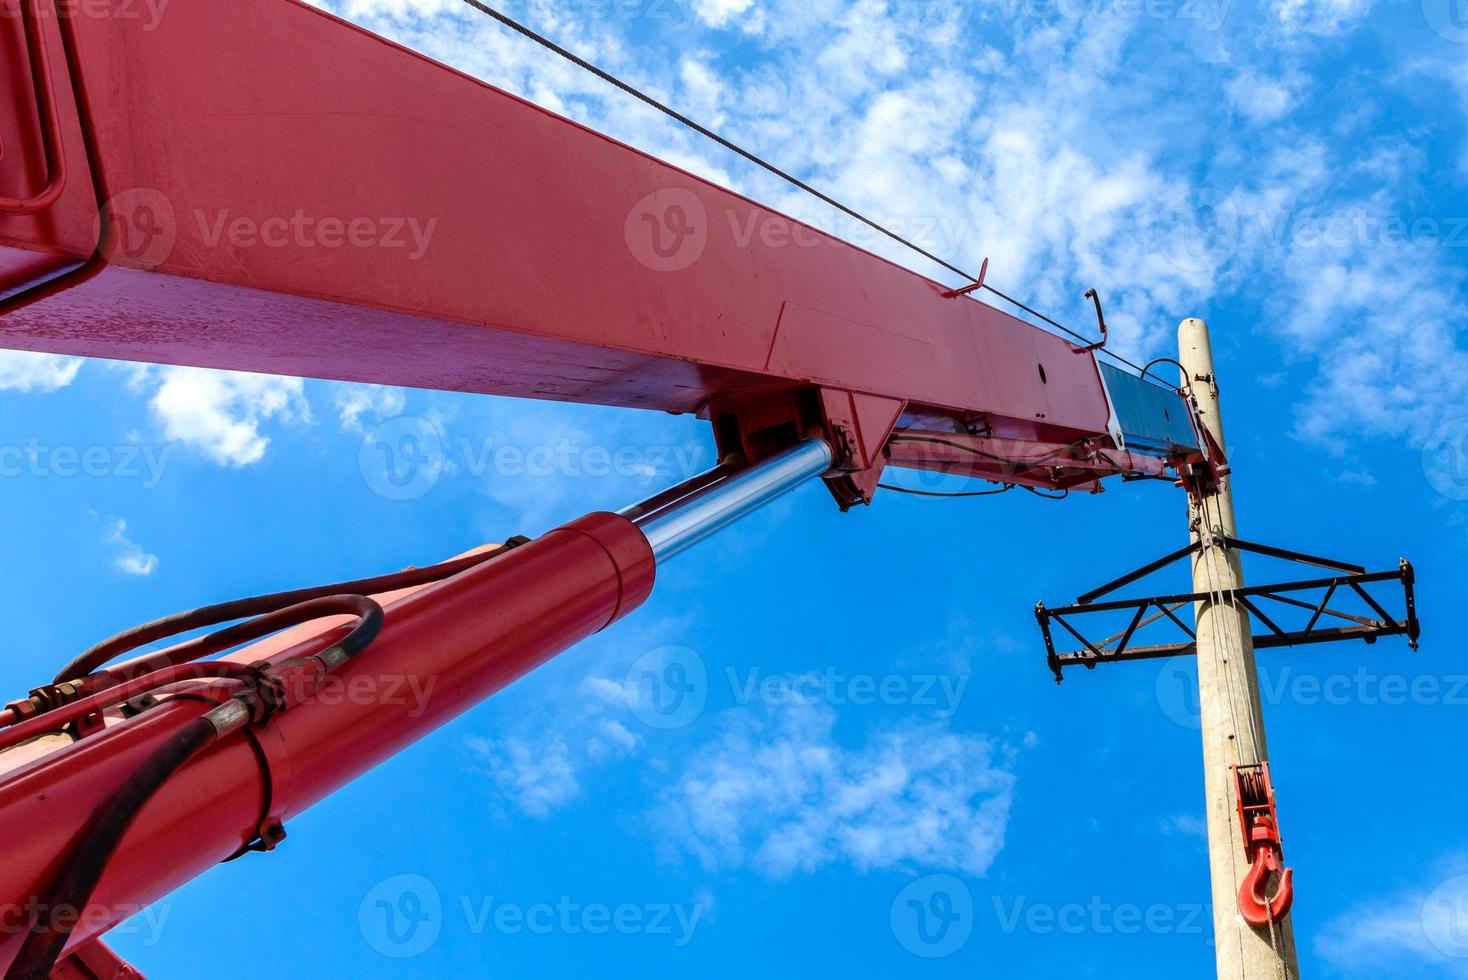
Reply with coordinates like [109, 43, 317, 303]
[1036, 537, 1421, 683]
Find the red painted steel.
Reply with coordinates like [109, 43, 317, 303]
[0, 4, 1215, 971]
[49, 938, 141, 979]
[0, 512, 655, 971]
[885, 428, 1170, 492]
[0, 0, 67, 216]
[1238, 817, 1294, 928]
[0, 0, 1126, 457]
[1233, 762, 1294, 927]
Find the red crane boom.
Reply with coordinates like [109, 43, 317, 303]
[0, 1, 1216, 975]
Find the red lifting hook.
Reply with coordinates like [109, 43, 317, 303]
[1233, 763, 1294, 928]
[1238, 814, 1294, 927]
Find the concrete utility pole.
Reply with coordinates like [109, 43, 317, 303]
[1179, 318, 1300, 979]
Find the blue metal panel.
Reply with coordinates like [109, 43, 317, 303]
[1099, 363, 1199, 454]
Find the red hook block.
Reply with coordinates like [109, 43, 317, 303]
[1238, 815, 1294, 927]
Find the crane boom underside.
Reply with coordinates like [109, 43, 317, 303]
[0, 0, 1202, 498]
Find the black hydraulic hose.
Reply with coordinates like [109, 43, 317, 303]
[877, 482, 1014, 499]
[5, 715, 219, 980]
[100, 595, 386, 685]
[54, 545, 519, 683]
[8, 594, 386, 979]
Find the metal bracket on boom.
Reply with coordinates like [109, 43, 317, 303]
[1035, 537, 1420, 683]
[0, 0, 114, 315]
[940, 257, 988, 298]
[1078, 288, 1108, 354]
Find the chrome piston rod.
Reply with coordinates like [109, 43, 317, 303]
[630, 439, 833, 563]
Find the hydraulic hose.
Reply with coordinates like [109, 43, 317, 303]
[5, 714, 223, 980]
[5, 597, 386, 979]
[0, 662, 245, 756]
[94, 594, 387, 686]
[4, 596, 383, 753]
[53, 545, 517, 683]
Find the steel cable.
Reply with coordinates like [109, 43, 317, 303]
[455, 0, 1157, 377]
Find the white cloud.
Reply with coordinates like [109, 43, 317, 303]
[105, 519, 158, 577]
[462, 614, 1010, 875]
[462, 665, 656, 819]
[657, 700, 1015, 878]
[1269, 0, 1373, 35]
[1226, 71, 1298, 123]
[693, 0, 757, 29]
[1159, 812, 1207, 839]
[680, 56, 726, 125]
[322, 0, 462, 19]
[0, 351, 82, 393]
[465, 735, 584, 819]
[132, 367, 312, 467]
[1449, 61, 1468, 175]
[331, 382, 407, 433]
[1267, 221, 1468, 448]
[431, 394, 709, 531]
[1316, 862, 1468, 977]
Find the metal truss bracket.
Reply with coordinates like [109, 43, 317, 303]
[1036, 536, 1420, 683]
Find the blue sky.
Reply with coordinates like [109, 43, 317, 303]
[2, 0, 1466, 974]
